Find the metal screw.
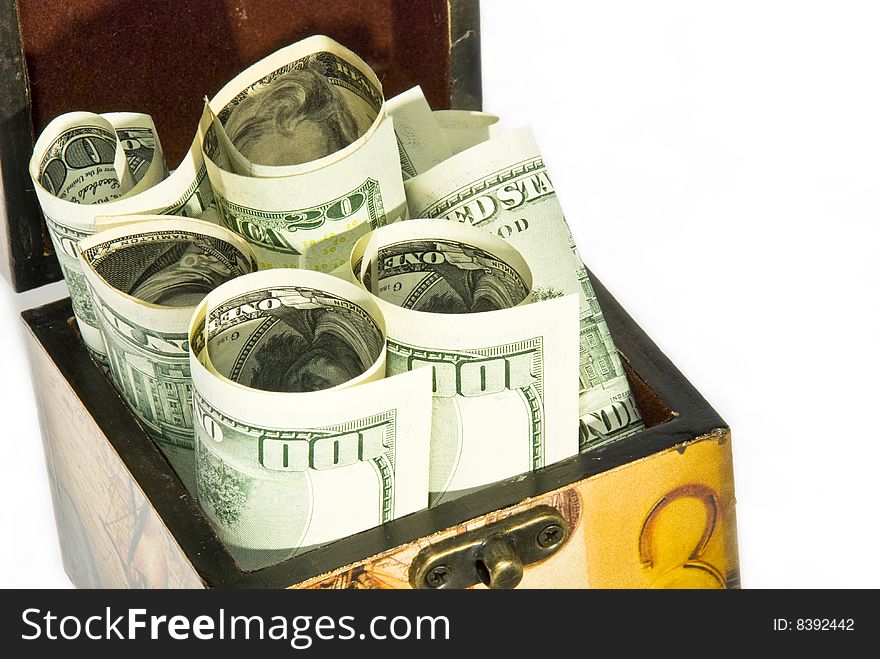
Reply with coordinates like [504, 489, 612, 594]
[536, 523, 564, 548]
[424, 565, 451, 588]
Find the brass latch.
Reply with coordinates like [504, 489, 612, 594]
[409, 505, 567, 589]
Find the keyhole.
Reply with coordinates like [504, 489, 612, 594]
[475, 559, 491, 587]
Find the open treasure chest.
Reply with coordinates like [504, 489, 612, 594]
[1, 0, 738, 588]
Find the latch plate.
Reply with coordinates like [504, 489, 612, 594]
[409, 505, 567, 589]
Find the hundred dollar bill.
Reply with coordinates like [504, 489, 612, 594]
[404, 128, 644, 451]
[77, 217, 258, 491]
[29, 112, 215, 366]
[200, 35, 408, 274]
[189, 269, 431, 569]
[352, 219, 578, 505]
[432, 109, 500, 156]
[386, 86, 452, 179]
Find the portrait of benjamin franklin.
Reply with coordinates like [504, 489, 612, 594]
[244, 304, 382, 393]
[415, 265, 526, 314]
[224, 63, 368, 167]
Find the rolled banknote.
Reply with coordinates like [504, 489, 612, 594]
[200, 35, 409, 274]
[351, 219, 579, 505]
[29, 111, 214, 366]
[189, 269, 431, 570]
[77, 217, 258, 491]
[404, 128, 645, 451]
[432, 109, 501, 156]
[386, 86, 453, 179]
[106, 112, 168, 195]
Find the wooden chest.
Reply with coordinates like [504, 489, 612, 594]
[5, 0, 738, 588]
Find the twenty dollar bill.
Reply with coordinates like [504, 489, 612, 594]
[200, 35, 408, 274]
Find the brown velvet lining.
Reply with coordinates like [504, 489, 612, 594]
[622, 358, 675, 429]
[17, 0, 453, 165]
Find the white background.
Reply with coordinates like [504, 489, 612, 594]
[1, 0, 878, 588]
